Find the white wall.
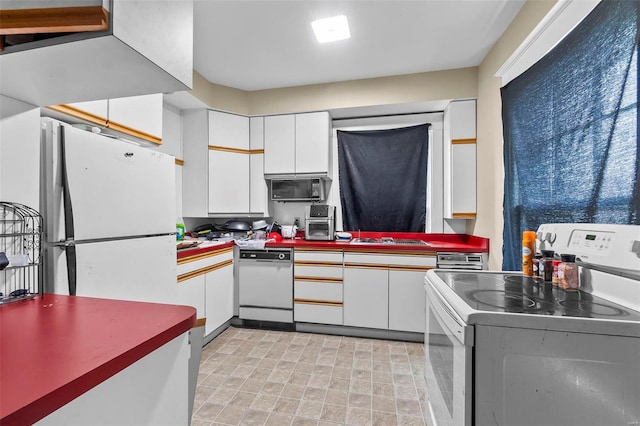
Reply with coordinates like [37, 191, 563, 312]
[0, 108, 41, 208]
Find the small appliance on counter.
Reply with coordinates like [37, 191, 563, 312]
[304, 205, 336, 241]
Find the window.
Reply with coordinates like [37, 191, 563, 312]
[337, 124, 430, 232]
[328, 113, 444, 233]
[501, 0, 639, 270]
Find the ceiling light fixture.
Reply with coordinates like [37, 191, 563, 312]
[311, 15, 350, 43]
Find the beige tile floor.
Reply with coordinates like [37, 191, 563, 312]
[192, 326, 429, 426]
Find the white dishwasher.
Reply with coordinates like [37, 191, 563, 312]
[238, 248, 294, 326]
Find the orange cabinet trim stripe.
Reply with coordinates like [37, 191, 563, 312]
[106, 120, 161, 145]
[0, 6, 109, 35]
[177, 246, 234, 265]
[344, 248, 437, 256]
[177, 259, 233, 282]
[387, 265, 435, 272]
[175, 159, 184, 166]
[46, 104, 107, 127]
[294, 276, 343, 283]
[208, 145, 251, 154]
[344, 263, 389, 270]
[194, 318, 207, 328]
[451, 138, 477, 145]
[249, 149, 265, 154]
[294, 261, 343, 268]
[452, 212, 477, 219]
[295, 248, 345, 253]
[294, 299, 343, 307]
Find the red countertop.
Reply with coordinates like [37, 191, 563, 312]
[177, 232, 489, 259]
[0, 294, 196, 426]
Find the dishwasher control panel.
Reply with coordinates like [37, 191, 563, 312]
[239, 249, 292, 261]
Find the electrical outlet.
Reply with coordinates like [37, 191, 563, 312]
[294, 217, 300, 227]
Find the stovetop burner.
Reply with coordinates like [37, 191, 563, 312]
[436, 271, 640, 320]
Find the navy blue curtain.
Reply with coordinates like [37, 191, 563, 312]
[501, 0, 639, 270]
[337, 124, 429, 232]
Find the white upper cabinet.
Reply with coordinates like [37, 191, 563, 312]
[108, 94, 163, 142]
[264, 115, 296, 175]
[209, 111, 250, 150]
[295, 112, 331, 175]
[444, 99, 477, 219]
[0, 0, 193, 108]
[264, 111, 331, 177]
[183, 110, 265, 217]
[46, 93, 164, 144]
[249, 117, 268, 215]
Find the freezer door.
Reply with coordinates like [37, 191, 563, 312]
[45, 120, 176, 242]
[48, 235, 177, 304]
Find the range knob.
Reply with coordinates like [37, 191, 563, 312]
[278, 252, 286, 260]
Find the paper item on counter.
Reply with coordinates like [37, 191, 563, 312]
[234, 238, 276, 249]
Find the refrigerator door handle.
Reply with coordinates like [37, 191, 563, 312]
[60, 126, 75, 240]
[65, 244, 77, 296]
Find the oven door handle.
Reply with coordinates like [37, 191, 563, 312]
[425, 283, 473, 346]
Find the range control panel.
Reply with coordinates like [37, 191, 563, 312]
[568, 230, 614, 256]
[537, 223, 640, 270]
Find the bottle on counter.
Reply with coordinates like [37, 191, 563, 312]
[532, 253, 543, 279]
[522, 231, 536, 276]
[539, 250, 555, 282]
[176, 219, 185, 241]
[558, 254, 579, 291]
[552, 255, 562, 286]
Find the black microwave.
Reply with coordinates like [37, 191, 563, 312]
[270, 178, 326, 201]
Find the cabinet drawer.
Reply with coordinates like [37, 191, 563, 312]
[295, 249, 343, 264]
[294, 280, 343, 302]
[294, 264, 343, 279]
[344, 252, 436, 268]
[294, 302, 343, 325]
[177, 247, 233, 276]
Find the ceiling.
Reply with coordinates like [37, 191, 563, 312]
[193, 0, 526, 92]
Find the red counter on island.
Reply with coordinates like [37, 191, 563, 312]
[0, 294, 196, 426]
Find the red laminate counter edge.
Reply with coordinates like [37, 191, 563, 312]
[0, 294, 196, 426]
[176, 233, 489, 258]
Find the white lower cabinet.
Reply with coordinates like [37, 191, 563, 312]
[343, 266, 389, 329]
[176, 246, 234, 339]
[388, 269, 427, 333]
[204, 262, 234, 336]
[294, 249, 343, 325]
[343, 252, 435, 333]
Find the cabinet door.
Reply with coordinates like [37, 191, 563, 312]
[205, 263, 234, 336]
[209, 111, 249, 150]
[295, 111, 330, 175]
[176, 274, 206, 319]
[451, 142, 476, 216]
[108, 94, 163, 140]
[208, 150, 249, 214]
[388, 269, 426, 333]
[250, 117, 267, 214]
[250, 153, 266, 214]
[264, 115, 295, 174]
[343, 266, 388, 329]
[449, 99, 476, 139]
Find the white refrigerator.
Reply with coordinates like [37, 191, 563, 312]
[41, 118, 178, 304]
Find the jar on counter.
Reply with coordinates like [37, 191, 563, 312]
[557, 254, 579, 291]
[552, 256, 562, 286]
[539, 250, 555, 282]
[532, 254, 543, 279]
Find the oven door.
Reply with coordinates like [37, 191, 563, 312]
[424, 280, 473, 426]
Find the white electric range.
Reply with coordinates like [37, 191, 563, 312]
[424, 223, 640, 426]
